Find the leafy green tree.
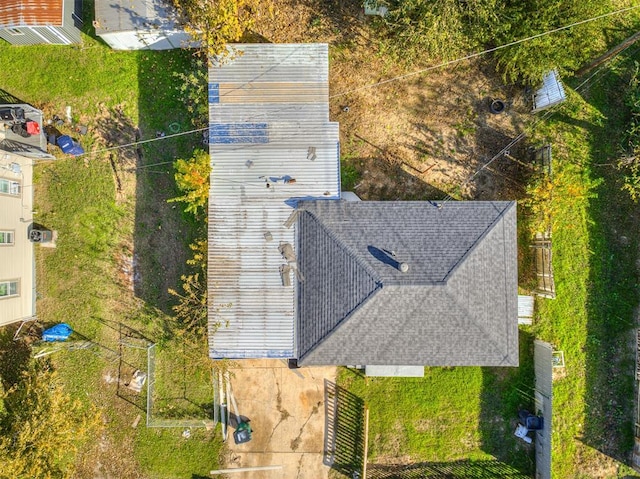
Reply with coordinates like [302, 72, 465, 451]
[169, 239, 208, 336]
[619, 62, 640, 201]
[379, 0, 505, 63]
[492, 0, 612, 84]
[0, 361, 99, 479]
[170, 0, 260, 59]
[379, 0, 614, 83]
[168, 149, 211, 217]
[168, 239, 213, 370]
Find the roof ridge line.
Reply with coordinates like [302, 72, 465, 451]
[298, 282, 383, 363]
[441, 201, 515, 282]
[444, 290, 511, 362]
[297, 208, 383, 283]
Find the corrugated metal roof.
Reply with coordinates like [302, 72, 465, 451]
[532, 70, 566, 113]
[208, 44, 340, 359]
[94, 0, 180, 34]
[0, 0, 63, 27]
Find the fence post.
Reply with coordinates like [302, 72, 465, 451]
[362, 407, 370, 479]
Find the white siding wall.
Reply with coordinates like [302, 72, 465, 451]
[0, 154, 35, 326]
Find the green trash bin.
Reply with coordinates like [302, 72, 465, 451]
[233, 421, 252, 444]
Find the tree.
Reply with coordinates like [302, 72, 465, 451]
[492, 0, 612, 84]
[168, 149, 212, 217]
[170, 0, 260, 59]
[379, 0, 614, 84]
[169, 239, 208, 336]
[0, 360, 99, 479]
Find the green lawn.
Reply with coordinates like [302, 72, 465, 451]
[337, 26, 640, 479]
[531, 56, 640, 477]
[0, 18, 221, 479]
[338, 334, 536, 476]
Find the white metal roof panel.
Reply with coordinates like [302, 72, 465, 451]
[532, 70, 566, 113]
[208, 44, 340, 359]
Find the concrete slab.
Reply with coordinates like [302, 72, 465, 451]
[222, 359, 336, 479]
[365, 365, 424, 377]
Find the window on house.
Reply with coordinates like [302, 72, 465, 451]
[0, 231, 14, 245]
[0, 280, 18, 298]
[7, 28, 23, 35]
[0, 178, 20, 196]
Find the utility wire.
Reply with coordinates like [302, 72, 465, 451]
[440, 38, 640, 204]
[50, 4, 640, 168]
[40, 2, 640, 189]
[330, 4, 640, 99]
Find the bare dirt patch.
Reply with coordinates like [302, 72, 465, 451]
[255, 1, 534, 202]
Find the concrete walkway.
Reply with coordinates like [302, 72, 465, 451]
[220, 359, 337, 479]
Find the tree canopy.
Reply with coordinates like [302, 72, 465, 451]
[0, 361, 99, 479]
[170, 0, 260, 59]
[168, 148, 212, 217]
[380, 0, 614, 84]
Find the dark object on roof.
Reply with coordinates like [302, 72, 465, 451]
[296, 201, 518, 367]
[42, 323, 73, 342]
[56, 135, 84, 156]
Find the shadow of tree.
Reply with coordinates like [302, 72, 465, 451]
[367, 459, 531, 479]
[0, 326, 31, 389]
[478, 330, 536, 476]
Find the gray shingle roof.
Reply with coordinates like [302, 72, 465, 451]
[295, 201, 518, 367]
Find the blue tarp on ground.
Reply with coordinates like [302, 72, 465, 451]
[42, 323, 73, 342]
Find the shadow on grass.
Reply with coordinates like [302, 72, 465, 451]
[134, 49, 203, 314]
[367, 459, 531, 479]
[0, 326, 31, 389]
[478, 329, 536, 476]
[324, 379, 366, 477]
[0, 88, 25, 104]
[576, 56, 639, 464]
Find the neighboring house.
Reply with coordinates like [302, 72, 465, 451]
[207, 44, 519, 367]
[0, 0, 82, 45]
[0, 103, 52, 327]
[94, 0, 191, 50]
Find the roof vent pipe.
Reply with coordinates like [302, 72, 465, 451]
[399, 262, 409, 273]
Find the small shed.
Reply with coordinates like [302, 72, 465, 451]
[94, 0, 191, 50]
[532, 70, 566, 113]
[0, 0, 82, 45]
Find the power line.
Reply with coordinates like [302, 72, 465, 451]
[440, 38, 640, 204]
[330, 4, 640, 99]
[46, 4, 640, 183]
[71, 126, 209, 163]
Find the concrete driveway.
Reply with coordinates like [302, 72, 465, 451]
[220, 359, 337, 479]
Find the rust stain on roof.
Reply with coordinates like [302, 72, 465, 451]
[0, 0, 64, 27]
